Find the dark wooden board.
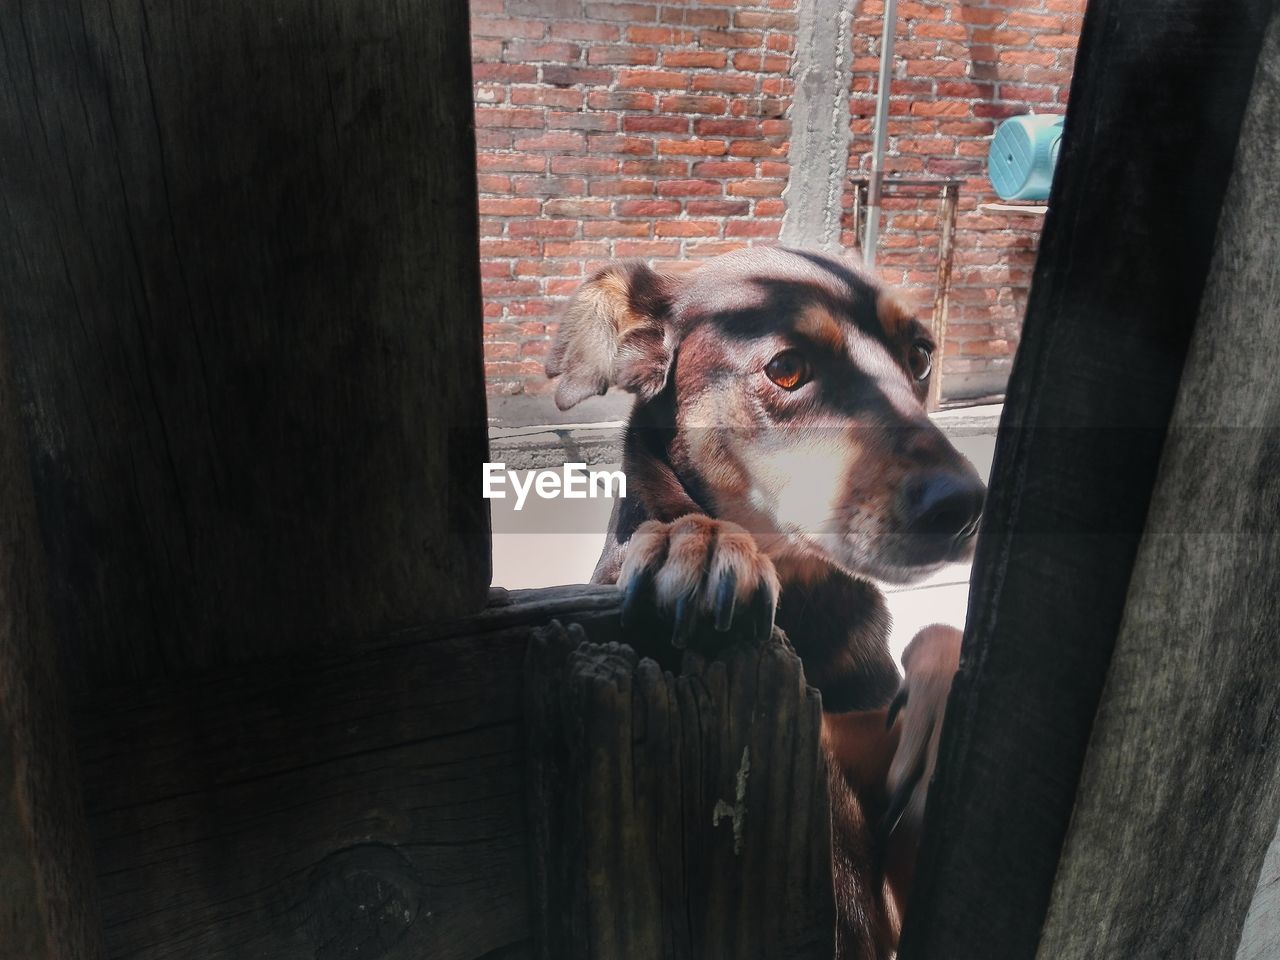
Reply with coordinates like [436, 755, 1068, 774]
[899, 1, 1276, 957]
[0, 323, 104, 960]
[1036, 14, 1280, 957]
[74, 587, 619, 960]
[526, 622, 836, 960]
[0, 0, 489, 690]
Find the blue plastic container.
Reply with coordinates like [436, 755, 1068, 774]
[987, 114, 1065, 201]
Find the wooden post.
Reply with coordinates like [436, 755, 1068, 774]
[1035, 13, 1280, 955]
[0, 325, 103, 959]
[526, 622, 836, 960]
[900, 0, 1277, 957]
[0, 0, 490, 688]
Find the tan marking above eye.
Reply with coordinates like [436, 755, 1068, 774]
[764, 349, 811, 390]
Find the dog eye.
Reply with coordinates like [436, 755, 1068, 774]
[764, 350, 811, 390]
[909, 341, 933, 382]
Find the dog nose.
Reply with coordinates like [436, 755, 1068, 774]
[899, 472, 985, 541]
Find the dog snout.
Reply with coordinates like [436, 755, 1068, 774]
[897, 471, 985, 542]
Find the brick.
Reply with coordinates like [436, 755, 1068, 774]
[588, 45, 659, 65]
[766, 35, 795, 52]
[691, 74, 757, 94]
[589, 179, 656, 196]
[686, 199, 751, 216]
[479, 238, 541, 257]
[474, 131, 513, 149]
[657, 179, 723, 196]
[584, 220, 652, 237]
[512, 176, 586, 196]
[694, 118, 763, 137]
[486, 341, 520, 360]
[627, 26, 695, 43]
[478, 197, 542, 216]
[613, 240, 682, 257]
[660, 8, 731, 27]
[660, 94, 730, 113]
[513, 131, 586, 151]
[938, 120, 995, 136]
[727, 179, 784, 197]
[623, 159, 689, 176]
[583, 3, 657, 21]
[683, 240, 749, 257]
[483, 278, 542, 297]
[548, 111, 619, 131]
[754, 199, 784, 216]
[726, 140, 787, 157]
[658, 138, 728, 156]
[914, 22, 969, 40]
[910, 100, 972, 118]
[477, 174, 512, 192]
[544, 241, 611, 257]
[617, 199, 682, 216]
[1035, 33, 1081, 49]
[472, 38, 504, 60]
[471, 63, 538, 83]
[503, 40, 581, 62]
[998, 83, 1058, 103]
[972, 28, 1032, 45]
[1007, 12, 1069, 29]
[587, 91, 657, 110]
[511, 87, 584, 108]
[624, 115, 690, 133]
[690, 159, 756, 177]
[541, 65, 614, 86]
[725, 219, 781, 238]
[654, 220, 721, 238]
[699, 30, 764, 49]
[581, 134, 650, 154]
[549, 22, 621, 41]
[474, 107, 544, 128]
[544, 199, 613, 217]
[550, 156, 618, 175]
[508, 220, 579, 238]
[619, 70, 688, 90]
[936, 80, 996, 99]
[905, 58, 968, 76]
[663, 51, 728, 68]
[733, 10, 796, 29]
[999, 50, 1057, 66]
[476, 154, 545, 173]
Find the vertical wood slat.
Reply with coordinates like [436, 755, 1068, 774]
[1036, 16, 1280, 955]
[0, 0, 490, 689]
[900, 0, 1275, 956]
[0, 325, 103, 959]
[526, 622, 837, 960]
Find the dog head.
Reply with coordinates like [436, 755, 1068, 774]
[546, 246, 985, 584]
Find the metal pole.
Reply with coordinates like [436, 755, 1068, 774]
[863, 0, 898, 269]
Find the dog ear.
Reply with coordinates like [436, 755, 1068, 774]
[545, 260, 676, 410]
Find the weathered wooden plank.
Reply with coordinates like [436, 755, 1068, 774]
[74, 587, 619, 960]
[899, 1, 1275, 956]
[0, 325, 104, 959]
[1036, 15, 1280, 956]
[526, 621, 835, 960]
[1236, 819, 1280, 960]
[0, 0, 489, 690]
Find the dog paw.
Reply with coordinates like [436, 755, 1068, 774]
[618, 515, 781, 651]
[880, 624, 962, 909]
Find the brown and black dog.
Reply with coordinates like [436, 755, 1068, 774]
[545, 246, 984, 957]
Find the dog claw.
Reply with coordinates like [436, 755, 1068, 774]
[714, 570, 737, 632]
[751, 590, 775, 644]
[672, 593, 695, 648]
[620, 568, 653, 629]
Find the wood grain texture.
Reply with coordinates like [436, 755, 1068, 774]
[898, 1, 1275, 957]
[0, 0, 489, 689]
[74, 586, 620, 960]
[526, 621, 836, 960]
[0, 325, 104, 959]
[1036, 15, 1280, 956]
[1236, 819, 1280, 960]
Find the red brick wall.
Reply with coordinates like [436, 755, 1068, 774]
[844, 0, 1083, 398]
[470, 0, 1085, 403]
